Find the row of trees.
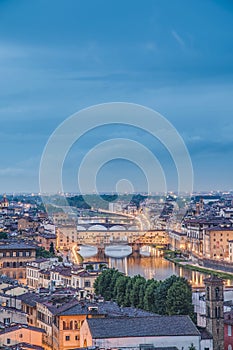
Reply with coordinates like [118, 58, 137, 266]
[94, 269, 195, 320]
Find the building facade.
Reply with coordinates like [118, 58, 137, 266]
[0, 242, 37, 280]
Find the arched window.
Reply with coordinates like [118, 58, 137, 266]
[215, 287, 220, 300]
[70, 321, 73, 330]
[206, 287, 210, 301]
[63, 321, 66, 330]
[228, 345, 232, 350]
[215, 306, 221, 319]
[207, 306, 210, 317]
[215, 307, 220, 318]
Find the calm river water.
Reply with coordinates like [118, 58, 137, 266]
[79, 245, 227, 288]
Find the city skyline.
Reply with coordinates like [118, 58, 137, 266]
[0, 0, 233, 192]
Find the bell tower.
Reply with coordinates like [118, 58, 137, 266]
[204, 275, 224, 350]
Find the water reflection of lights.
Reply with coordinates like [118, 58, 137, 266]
[78, 246, 233, 286]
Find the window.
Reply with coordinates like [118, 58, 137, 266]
[206, 287, 210, 301]
[215, 287, 220, 300]
[207, 306, 210, 317]
[7, 339, 10, 344]
[74, 321, 80, 330]
[65, 336, 70, 341]
[84, 280, 91, 288]
[228, 345, 232, 350]
[215, 307, 220, 318]
[228, 325, 232, 337]
[75, 335, 79, 340]
[3, 318, 10, 325]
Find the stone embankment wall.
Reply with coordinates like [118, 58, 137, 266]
[199, 258, 233, 273]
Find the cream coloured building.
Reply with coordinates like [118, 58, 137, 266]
[56, 225, 77, 251]
[203, 226, 233, 260]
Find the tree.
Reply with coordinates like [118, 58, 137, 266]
[94, 269, 194, 320]
[93, 269, 122, 300]
[114, 275, 129, 306]
[129, 275, 146, 307]
[0, 232, 8, 239]
[166, 280, 194, 317]
[36, 247, 54, 258]
[144, 280, 159, 312]
[124, 278, 133, 306]
[49, 242, 55, 255]
[188, 344, 197, 350]
[85, 264, 94, 271]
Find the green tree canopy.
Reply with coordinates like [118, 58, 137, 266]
[94, 268, 194, 320]
[166, 280, 194, 317]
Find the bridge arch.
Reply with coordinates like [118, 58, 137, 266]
[88, 224, 107, 231]
[128, 226, 139, 231]
[109, 225, 126, 231]
[77, 225, 86, 231]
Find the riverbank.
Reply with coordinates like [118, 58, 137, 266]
[164, 252, 233, 280]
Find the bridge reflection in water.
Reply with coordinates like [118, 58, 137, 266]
[80, 245, 232, 287]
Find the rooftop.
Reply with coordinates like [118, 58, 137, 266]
[0, 324, 45, 335]
[86, 315, 200, 338]
[0, 242, 37, 250]
[58, 300, 156, 317]
[0, 343, 44, 350]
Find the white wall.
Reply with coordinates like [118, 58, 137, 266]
[200, 338, 213, 350]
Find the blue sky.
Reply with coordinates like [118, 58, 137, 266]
[0, 0, 233, 193]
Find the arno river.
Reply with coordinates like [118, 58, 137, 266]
[79, 245, 230, 288]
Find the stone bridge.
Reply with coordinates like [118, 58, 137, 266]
[77, 216, 139, 231]
[76, 229, 168, 250]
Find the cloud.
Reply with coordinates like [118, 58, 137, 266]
[171, 30, 185, 48]
[0, 167, 25, 176]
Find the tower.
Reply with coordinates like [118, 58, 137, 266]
[204, 275, 224, 350]
[1, 194, 9, 208]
